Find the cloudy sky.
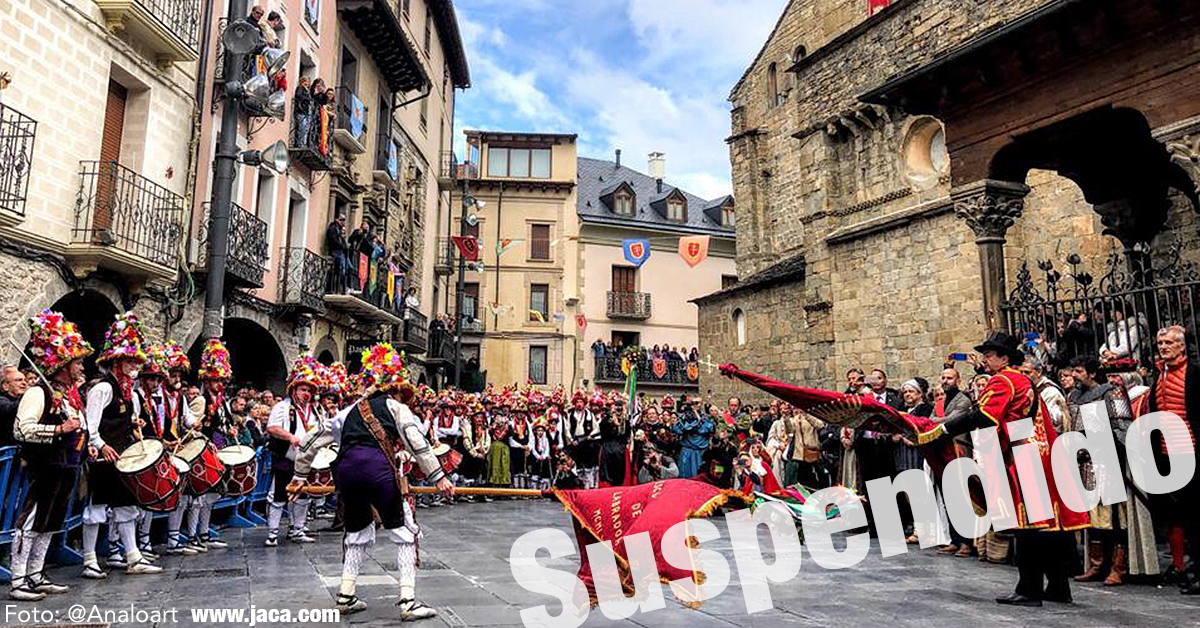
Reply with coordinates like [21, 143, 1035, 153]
[451, 0, 788, 200]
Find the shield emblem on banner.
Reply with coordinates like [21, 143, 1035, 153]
[678, 235, 710, 268]
[652, 358, 667, 379]
[687, 362, 699, 381]
[623, 239, 651, 267]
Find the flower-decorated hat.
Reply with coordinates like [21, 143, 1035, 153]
[27, 309, 93, 375]
[141, 342, 168, 378]
[360, 343, 410, 394]
[96, 312, 147, 366]
[198, 338, 233, 381]
[287, 354, 324, 392]
[321, 361, 350, 398]
[163, 340, 190, 373]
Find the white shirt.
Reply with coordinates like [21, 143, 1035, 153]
[268, 397, 318, 461]
[85, 381, 141, 452]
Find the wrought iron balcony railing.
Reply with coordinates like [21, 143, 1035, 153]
[279, 247, 330, 313]
[325, 252, 408, 324]
[606, 291, 652, 320]
[398, 307, 428, 355]
[593, 355, 699, 387]
[95, 0, 200, 63]
[426, 323, 456, 363]
[73, 161, 184, 269]
[334, 86, 368, 154]
[197, 201, 269, 288]
[0, 102, 36, 217]
[289, 98, 332, 171]
[439, 150, 477, 185]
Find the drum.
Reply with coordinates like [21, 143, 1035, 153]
[178, 436, 227, 496]
[115, 439, 182, 512]
[303, 446, 338, 496]
[217, 445, 258, 496]
[401, 443, 463, 480]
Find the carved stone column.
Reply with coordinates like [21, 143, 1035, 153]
[952, 179, 1031, 332]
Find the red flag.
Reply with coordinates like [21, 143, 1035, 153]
[575, 313, 587, 332]
[554, 479, 743, 607]
[358, 253, 369, 290]
[451, 235, 479, 261]
[868, 0, 891, 16]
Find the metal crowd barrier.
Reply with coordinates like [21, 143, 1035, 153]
[0, 445, 276, 582]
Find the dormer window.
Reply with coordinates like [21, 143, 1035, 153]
[667, 198, 685, 221]
[615, 190, 634, 215]
[722, 206, 734, 227]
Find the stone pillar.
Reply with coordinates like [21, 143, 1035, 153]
[952, 179, 1030, 332]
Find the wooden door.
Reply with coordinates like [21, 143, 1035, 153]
[612, 266, 636, 312]
[95, 80, 127, 232]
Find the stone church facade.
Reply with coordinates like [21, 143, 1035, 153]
[696, 0, 1200, 400]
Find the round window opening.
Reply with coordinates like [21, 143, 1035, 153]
[901, 116, 950, 190]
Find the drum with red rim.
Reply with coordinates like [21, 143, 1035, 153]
[178, 436, 227, 496]
[116, 439, 182, 512]
[217, 445, 258, 496]
[303, 446, 338, 496]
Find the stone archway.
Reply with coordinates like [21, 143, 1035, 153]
[312, 335, 339, 366]
[187, 317, 288, 392]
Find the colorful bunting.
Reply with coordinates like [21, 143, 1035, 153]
[622, 238, 650, 267]
[678, 235, 710, 267]
[575, 313, 587, 332]
[528, 309, 546, 323]
[496, 238, 523, 257]
[452, 236, 479, 261]
[358, 253, 368, 291]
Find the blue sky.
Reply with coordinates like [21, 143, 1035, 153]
[452, 0, 789, 200]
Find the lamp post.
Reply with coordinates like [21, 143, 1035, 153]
[453, 179, 470, 389]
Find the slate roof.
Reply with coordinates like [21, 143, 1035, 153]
[690, 252, 806, 305]
[576, 157, 735, 237]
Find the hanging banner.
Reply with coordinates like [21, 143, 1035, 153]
[622, 239, 650, 267]
[868, 0, 891, 16]
[368, 259, 378, 293]
[678, 235, 710, 268]
[575, 313, 588, 332]
[651, 358, 667, 379]
[528, 309, 546, 323]
[451, 235, 479, 261]
[496, 238, 523, 257]
[358, 253, 369, 290]
[686, 362, 699, 382]
[386, 270, 396, 304]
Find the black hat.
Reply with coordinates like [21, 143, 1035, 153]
[973, 331, 1025, 366]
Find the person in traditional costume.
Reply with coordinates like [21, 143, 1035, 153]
[919, 332, 1089, 607]
[185, 339, 237, 552]
[265, 354, 324, 546]
[508, 399, 533, 489]
[487, 410, 511, 488]
[9, 311, 91, 600]
[571, 394, 603, 488]
[288, 343, 452, 620]
[529, 419, 553, 490]
[462, 403, 490, 496]
[81, 312, 162, 578]
[160, 341, 198, 555]
[132, 343, 169, 560]
[598, 406, 628, 487]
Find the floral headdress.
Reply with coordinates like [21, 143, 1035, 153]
[141, 342, 168, 377]
[198, 338, 233, 381]
[286, 354, 324, 392]
[361, 343, 410, 394]
[27, 309, 93, 375]
[163, 340, 190, 373]
[96, 312, 147, 366]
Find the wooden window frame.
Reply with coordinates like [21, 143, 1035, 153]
[528, 345, 548, 385]
[528, 223, 552, 262]
[528, 283, 550, 324]
[485, 146, 552, 179]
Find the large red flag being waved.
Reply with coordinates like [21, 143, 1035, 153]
[554, 479, 744, 607]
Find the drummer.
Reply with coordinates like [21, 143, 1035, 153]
[160, 341, 198, 556]
[265, 355, 324, 546]
[132, 343, 169, 561]
[10, 311, 91, 602]
[287, 343, 452, 619]
[184, 339, 237, 552]
[81, 313, 162, 578]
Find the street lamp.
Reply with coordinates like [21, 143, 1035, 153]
[454, 189, 484, 389]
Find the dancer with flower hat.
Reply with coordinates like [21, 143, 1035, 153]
[81, 312, 161, 578]
[288, 343, 453, 620]
[9, 310, 91, 601]
[184, 338, 237, 552]
[159, 340, 198, 556]
[265, 354, 325, 546]
[132, 342, 169, 559]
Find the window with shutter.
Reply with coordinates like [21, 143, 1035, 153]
[530, 224, 550, 260]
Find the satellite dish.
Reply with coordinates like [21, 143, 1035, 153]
[222, 20, 259, 55]
[465, 213, 478, 227]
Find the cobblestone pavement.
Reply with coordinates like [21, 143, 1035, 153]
[10, 499, 1200, 627]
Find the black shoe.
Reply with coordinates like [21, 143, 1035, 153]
[1180, 581, 1200, 595]
[1164, 565, 1186, 586]
[996, 593, 1042, 607]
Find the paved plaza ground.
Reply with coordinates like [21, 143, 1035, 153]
[10, 499, 1200, 627]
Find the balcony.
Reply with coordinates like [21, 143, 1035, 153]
[279, 247, 330, 314]
[425, 323, 456, 364]
[374, 131, 398, 188]
[324, 253, 404, 324]
[396, 307, 428, 356]
[289, 101, 332, 171]
[70, 161, 184, 281]
[433, 236, 455, 276]
[196, 201, 269, 289]
[0, 102, 36, 224]
[607, 291, 652, 320]
[95, 0, 200, 65]
[438, 151, 478, 190]
[333, 86, 368, 154]
[336, 0, 428, 93]
[593, 355, 699, 388]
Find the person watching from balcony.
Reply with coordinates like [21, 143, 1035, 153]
[349, 221, 372, 259]
[325, 214, 350, 292]
[249, 7, 282, 49]
[294, 76, 313, 147]
[310, 79, 331, 155]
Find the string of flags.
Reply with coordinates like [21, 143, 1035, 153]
[453, 234, 712, 268]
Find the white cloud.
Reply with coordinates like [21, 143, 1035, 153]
[626, 0, 788, 76]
